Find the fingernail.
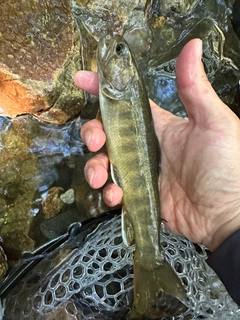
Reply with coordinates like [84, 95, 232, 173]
[105, 189, 112, 203]
[86, 167, 94, 185]
[84, 130, 92, 145]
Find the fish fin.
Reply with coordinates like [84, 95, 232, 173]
[133, 251, 186, 316]
[110, 163, 120, 186]
[109, 165, 134, 246]
[101, 86, 123, 100]
[96, 109, 102, 122]
[121, 206, 135, 246]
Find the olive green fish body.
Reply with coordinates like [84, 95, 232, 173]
[97, 35, 186, 317]
[100, 78, 160, 257]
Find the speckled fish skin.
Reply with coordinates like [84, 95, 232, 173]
[97, 34, 186, 317]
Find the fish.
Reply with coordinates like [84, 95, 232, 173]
[96, 34, 186, 317]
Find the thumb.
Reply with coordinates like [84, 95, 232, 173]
[176, 38, 234, 127]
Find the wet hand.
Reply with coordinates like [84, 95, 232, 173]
[74, 39, 240, 252]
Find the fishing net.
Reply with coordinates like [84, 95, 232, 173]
[1, 214, 240, 319]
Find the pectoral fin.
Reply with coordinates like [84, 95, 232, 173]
[101, 86, 123, 100]
[122, 206, 134, 246]
[109, 164, 134, 246]
[96, 109, 102, 122]
[110, 163, 120, 186]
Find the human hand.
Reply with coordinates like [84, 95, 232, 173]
[74, 39, 240, 252]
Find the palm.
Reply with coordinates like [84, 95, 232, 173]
[157, 114, 240, 246]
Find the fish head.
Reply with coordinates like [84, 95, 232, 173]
[97, 34, 136, 99]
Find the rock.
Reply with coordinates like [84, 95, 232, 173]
[45, 301, 83, 319]
[40, 208, 84, 240]
[0, 117, 40, 260]
[60, 189, 75, 205]
[42, 187, 65, 219]
[0, 0, 84, 124]
[0, 246, 8, 282]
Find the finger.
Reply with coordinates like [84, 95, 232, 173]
[103, 183, 123, 207]
[81, 119, 106, 152]
[176, 38, 234, 127]
[84, 153, 109, 189]
[74, 71, 99, 96]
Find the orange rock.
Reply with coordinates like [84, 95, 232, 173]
[0, 67, 48, 117]
[0, 0, 84, 124]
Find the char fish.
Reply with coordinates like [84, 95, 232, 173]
[97, 34, 186, 317]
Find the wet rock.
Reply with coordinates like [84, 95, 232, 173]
[0, 246, 8, 282]
[146, 0, 199, 17]
[159, 0, 199, 16]
[46, 301, 83, 319]
[72, 0, 240, 118]
[0, 117, 40, 259]
[0, 0, 84, 124]
[42, 187, 65, 219]
[232, 0, 240, 38]
[3, 231, 35, 261]
[0, 67, 48, 117]
[0, 114, 85, 259]
[60, 188, 75, 205]
[40, 208, 83, 240]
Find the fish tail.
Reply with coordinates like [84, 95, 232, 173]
[133, 257, 186, 316]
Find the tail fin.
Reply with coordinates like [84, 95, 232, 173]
[133, 258, 187, 316]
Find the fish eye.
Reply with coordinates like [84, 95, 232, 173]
[115, 43, 125, 55]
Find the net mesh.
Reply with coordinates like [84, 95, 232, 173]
[2, 215, 240, 319]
